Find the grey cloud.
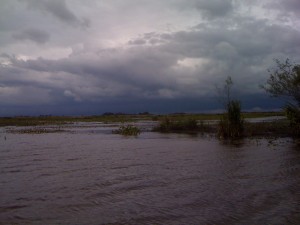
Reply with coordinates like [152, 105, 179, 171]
[0, 85, 53, 105]
[4, 46, 182, 102]
[128, 32, 169, 46]
[282, 0, 300, 14]
[12, 28, 50, 44]
[168, 18, 300, 60]
[25, 0, 89, 27]
[1, 0, 300, 113]
[128, 39, 146, 45]
[146, 18, 300, 92]
[192, 0, 234, 19]
[11, 57, 57, 72]
[0, 53, 11, 64]
[0, 53, 11, 58]
[265, 0, 300, 16]
[5, 14, 300, 104]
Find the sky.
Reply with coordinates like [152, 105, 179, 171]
[0, 0, 300, 116]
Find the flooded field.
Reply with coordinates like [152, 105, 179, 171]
[1, 123, 300, 224]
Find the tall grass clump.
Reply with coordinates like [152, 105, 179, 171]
[218, 100, 244, 139]
[217, 77, 244, 139]
[153, 117, 203, 133]
[113, 124, 141, 136]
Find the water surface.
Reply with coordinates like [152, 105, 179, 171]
[1, 124, 299, 224]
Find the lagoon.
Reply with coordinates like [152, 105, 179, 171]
[1, 123, 299, 224]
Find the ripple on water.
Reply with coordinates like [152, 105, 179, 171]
[0, 128, 299, 225]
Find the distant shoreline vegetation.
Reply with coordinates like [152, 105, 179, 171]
[0, 111, 284, 127]
[1, 111, 294, 139]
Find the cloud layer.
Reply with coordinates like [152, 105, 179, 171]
[0, 0, 300, 115]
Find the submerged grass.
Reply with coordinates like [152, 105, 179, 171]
[243, 120, 291, 138]
[2, 112, 292, 139]
[112, 125, 141, 136]
[152, 117, 214, 134]
[7, 127, 66, 134]
[0, 115, 136, 127]
[153, 113, 292, 138]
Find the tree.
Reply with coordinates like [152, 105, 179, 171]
[262, 58, 300, 137]
[263, 59, 300, 104]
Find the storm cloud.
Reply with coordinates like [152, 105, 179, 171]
[0, 0, 299, 115]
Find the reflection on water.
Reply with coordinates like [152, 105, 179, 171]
[0, 124, 299, 225]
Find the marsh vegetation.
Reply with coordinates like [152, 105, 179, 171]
[216, 77, 244, 139]
[112, 124, 141, 136]
[7, 127, 65, 134]
[1, 111, 289, 138]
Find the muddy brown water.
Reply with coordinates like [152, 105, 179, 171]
[0, 123, 300, 225]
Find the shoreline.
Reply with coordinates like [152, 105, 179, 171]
[1, 115, 295, 140]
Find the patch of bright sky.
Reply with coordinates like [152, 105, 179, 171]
[83, 1, 204, 49]
[177, 58, 209, 68]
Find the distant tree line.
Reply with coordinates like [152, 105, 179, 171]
[102, 112, 150, 116]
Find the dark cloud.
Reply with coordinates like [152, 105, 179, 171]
[5, 12, 299, 105]
[12, 28, 50, 44]
[4, 14, 300, 99]
[0, 0, 300, 115]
